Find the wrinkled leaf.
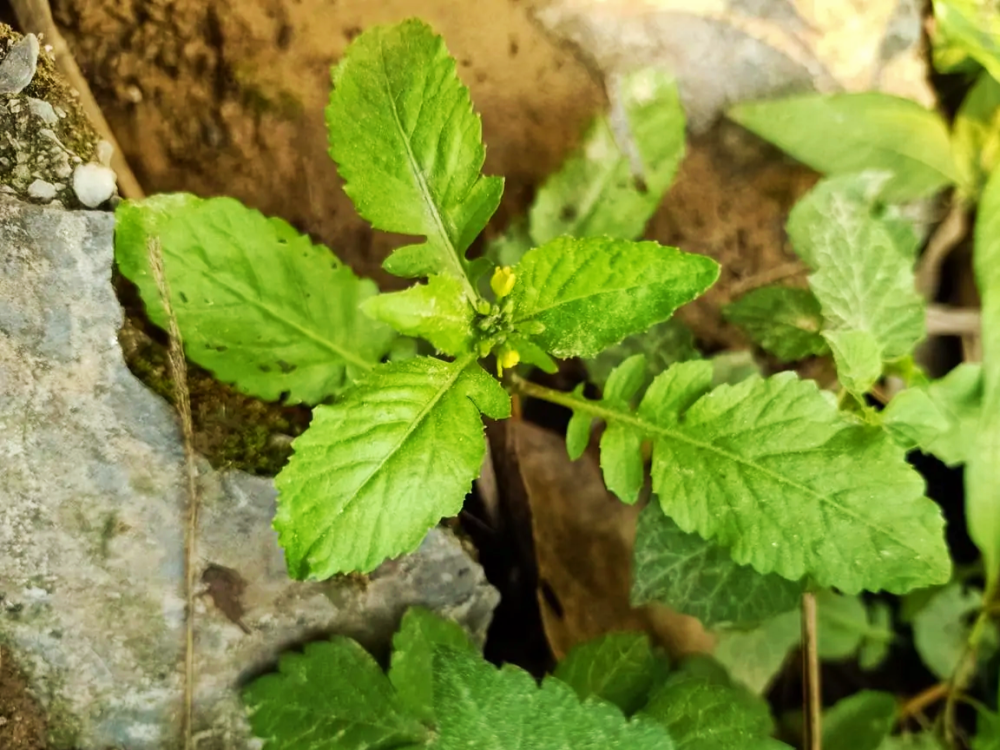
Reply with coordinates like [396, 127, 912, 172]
[723, 286, 828, 362]
[115, 195, 395, 404]
[552, 632, 660, 715]
[274, 355, 509, 578]
[729, 94, 957, 202]
[631, 504, 803, 628]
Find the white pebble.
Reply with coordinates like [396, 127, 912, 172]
[27, 179, 57, 201]
[72, 163, 117, 208]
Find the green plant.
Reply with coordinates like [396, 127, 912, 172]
[111, 13, 998, 748]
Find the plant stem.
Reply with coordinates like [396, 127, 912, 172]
[802, 591, 822, 750]
[944, 579, 1000, 746]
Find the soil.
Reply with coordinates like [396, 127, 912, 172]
[0, 648, 48, 750]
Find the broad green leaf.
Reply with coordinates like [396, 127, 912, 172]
[389, 607, 476, 723]
[274, 355, 510, 578]
[713, 610, 801, 694]
[913, 582, 997, 679]
[953, 72, 1000, 198]
[923, 363, 983, 465]
[326, 20, 502, 289]
[586, 319, 701, 396]
[631, 504, 803, 628]
[511, 236, 718, 359]
[974, 708, 1000, 750]
[361, 275, 475, 356]
[787, 174, 926, 362]
[552, 632, 660, 715]
[859, 602, 894, 671]
[431, 647, 675, 749]
[970, 167, 1000, 586]
[932, 0, 1000, 83]
[882, 388, 953, 454]
[640, 677, 773, 750]
[728, 93, 956, 201]
[115, 195, 395, 404]
[723, 286, 828, 362]
[242, 637, 429, 750]
[530, 69, 685, 245]
[817, 590, 893, 664]
[556, 361, 950, 592]
[822, 691, 897, 750]
[824, 329, 883, 396]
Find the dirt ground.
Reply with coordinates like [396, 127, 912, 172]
[0, 648, 48, 750]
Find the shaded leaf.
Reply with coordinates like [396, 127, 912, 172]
[817, 590, 893, 665]
[586, 319, 701, 397]
[723, 286, 828, 362]
[882, 388, 953, 454]
[953, 72, 1000, 198]
[115, 195, 394, 404]
[913, 582, 997, 679]
[824, 329, 883, 395]
[729, 94, 956, 202]
[631, 503, 803, 628]
[713, 610, 801, 694]
[552, 631, 660, 715]
[274, 355, 510, 578]
[511, 236, 719, 359]
[822, 691, 897, 750]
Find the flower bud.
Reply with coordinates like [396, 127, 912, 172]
[490, 266, 516, 299]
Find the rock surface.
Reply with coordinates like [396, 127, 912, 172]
[0, 197, 499, 749]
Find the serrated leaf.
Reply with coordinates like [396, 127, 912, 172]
[361, 275, 475, 356]
[882, 388, 953, 453]
[822, 691, 897, 750]
[586, 319, 701, 396]
[713, 610, 801, 694]
[431, 647, 676, 749]
[913, 582, 997, 679]
[953, 72, 1000, 198]
[640, 677, 773, 750]
[824, 329, 883, 396]
[816, 590, 893, 662]
[530, 69, 685, 245]
[274, 355, 510, 578]
[389, 607, 476, 724]
[326, 19, 502, 288]
[723, 286, 828, 362]
[243, 637, 430, 750]
[787, 174, 926, 362]
[932, 0, 1000, 83]
[559, 360, 950, 592]
[552, 632, 659, 715]
[729, 94, 957, 201]
[969, 167, 1000, 587]
[511, 236, 719, 359]
[115, 195, 395, 404]
[923, 364, 984, 465]
[631, 504, 803, 628]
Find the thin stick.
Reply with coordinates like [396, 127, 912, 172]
[147, 237, 198, 750]
[899, 681, 949, 721]
[802, 591, 822, 750]
[10, 0, 145, 199]
[926, 305, 981, 337]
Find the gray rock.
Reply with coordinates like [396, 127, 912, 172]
[71, 163, 117, 207]
[0, 33, 38, 95]
[0, 197, 499, 749]
[25, 97, 58, 125]
[26, 178, 56, 201]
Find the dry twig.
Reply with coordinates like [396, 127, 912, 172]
[802, 591, 822, 750]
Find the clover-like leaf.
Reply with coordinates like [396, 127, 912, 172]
[631, 504, 803, 628]
[274, 355, 510, 578]
[723, 286, 828, 363]
[511, 236, 719, 359]
[115, 195, 395, 404]
[729, 93, 956, 202]
[326, 19, 502, 289]
[243, 637, 430, 749]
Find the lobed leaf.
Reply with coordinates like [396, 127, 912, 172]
[953, 72, 1000, 198]
[242, 637, 429, 749]
[529, 69, 685, 245]
[552, 632, 660, 716]
[115, 195, 395, 404]
[361, 274, 475, 356]
[511, 236, 719, 359]
[326, 19, 502, 289]
[723, 286, 828, 363]
[787, 173, 926, 364]
[389, 607, 476, 723]
[631, 504, 803, 628]
[729, 93, 956, 201]
[969, 167, 1000, 586]
[274, 355, 510, 578]
[431, 647, 676, 749]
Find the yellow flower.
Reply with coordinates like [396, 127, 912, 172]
[490, 266, 516, 298]
[495, 347, 521, 377]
